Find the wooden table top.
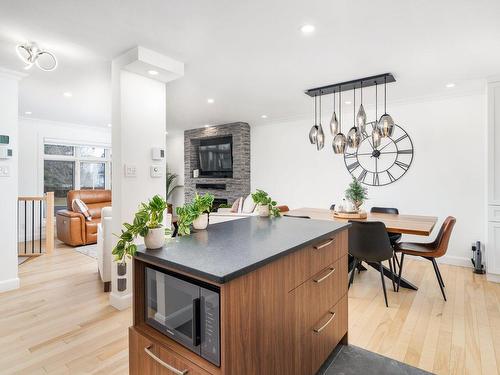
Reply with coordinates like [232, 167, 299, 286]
[285, 207, 438, 236]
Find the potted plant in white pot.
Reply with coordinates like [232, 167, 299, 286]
[251, 189, 281, 218]
[176, 193, 214, 236]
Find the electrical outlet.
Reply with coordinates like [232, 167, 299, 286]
[124, 164, 137, 177]
[0, 165, 10, 177]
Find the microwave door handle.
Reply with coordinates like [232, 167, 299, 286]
[192, 297, 201, 347]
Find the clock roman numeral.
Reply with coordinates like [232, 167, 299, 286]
[394, 134, 408, 143]
[347, 161, 360, 172]
[373, 172, 380, 186]
[387, 170, 396, 182]
[358, 170, 367, 182]
[395, 160, 409, 171]
[397, 149, 412, 154]
[345, 152, 357, 159]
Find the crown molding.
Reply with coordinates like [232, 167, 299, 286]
[0, 67, 27, 81]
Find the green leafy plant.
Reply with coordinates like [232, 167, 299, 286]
[166, 171, 182, 203]
[218, 203, 231, 209]
[112, 195, 170, 262]
[176, 193, 215, 236]
[251, 189, 281, 218]
[345, 177, 368, 210]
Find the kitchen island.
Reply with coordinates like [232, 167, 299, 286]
[130, 216, 350, 375]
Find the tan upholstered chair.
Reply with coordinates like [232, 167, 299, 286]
[395, 216, 456, 301]
[56, 190, 111, 246]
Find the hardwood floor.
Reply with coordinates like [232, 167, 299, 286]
[1, 242, 499, 374]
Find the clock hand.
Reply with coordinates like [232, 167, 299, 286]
[377, 140, 393, 152]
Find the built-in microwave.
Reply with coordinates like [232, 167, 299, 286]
[145, 266, 220, 366]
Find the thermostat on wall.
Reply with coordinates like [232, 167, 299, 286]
[150, 165, 164, 178]
[0, 135, 9, 144]
[151, 147, 165, 161]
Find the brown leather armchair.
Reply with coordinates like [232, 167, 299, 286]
[56, 190, 111, 246]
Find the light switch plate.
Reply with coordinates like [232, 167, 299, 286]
[0, 165, 10, 177]
[150, 165, 164, 178]
[124, 164, 137, 177]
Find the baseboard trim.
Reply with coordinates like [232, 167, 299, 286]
[109, 292, 132, 310]
[487, 273, 500, 283]
[438, 255, 472, 268]
[0, 277, 20, 292]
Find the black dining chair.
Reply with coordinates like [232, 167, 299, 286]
[348, 221, 396, 307]
[370, 207, 402, 245]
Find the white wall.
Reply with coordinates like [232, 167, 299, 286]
[251, 92, 487, 265]
[165, 132, 185, 209]
[18, 118, 111, 196]
[0, 70, 22, 292]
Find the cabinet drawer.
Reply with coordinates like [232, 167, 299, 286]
[291, 255, 347, 323]
[291, 295, 348, 375]
[286, 230, 347, 291]
[129, 328, 211, 375]
[489, 205, 500, 222]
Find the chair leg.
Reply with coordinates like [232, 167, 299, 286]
[397, 253, 405, 292]
[435, 260, 445, 288]
[431, 258, 447, 301]
[379, 262, 389, 307]
[388, 259, 396, 292]
[349, 258, 358, 289]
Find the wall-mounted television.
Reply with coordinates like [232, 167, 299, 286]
[198, 136, 233, 178]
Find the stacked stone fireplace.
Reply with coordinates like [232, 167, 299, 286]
[184, 122, 250, 210]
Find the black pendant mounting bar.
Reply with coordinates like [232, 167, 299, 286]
[305, 73, 396, 97]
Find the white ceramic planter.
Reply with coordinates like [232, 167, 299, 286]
[144, 227, 165, 249]
[258, 204, 270, 217]
[193, 213, 209, 230]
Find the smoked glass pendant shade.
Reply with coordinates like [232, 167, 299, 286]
[316, 124, 325, 150]
[309, 125, 318, 144]
[378, 113, 395, 137]
[329, 111, 339, 135]
[372, 126, 382, 148]
[332, 133, 347, 154]
[347, 127, 361, 148]
[356, 104, 367, 133]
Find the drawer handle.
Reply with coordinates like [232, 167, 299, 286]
[314, 239, 334, 250]
[313, 267, 336, 283]
[313, 312, 336, 334]
[144, 345, 189, 375]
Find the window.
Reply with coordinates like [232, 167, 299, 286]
[43, 142, 111, 211]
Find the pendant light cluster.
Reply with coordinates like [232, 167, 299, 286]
[306, 73, 396, 154]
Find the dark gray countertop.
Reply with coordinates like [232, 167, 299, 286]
[135, 216, 350, 284]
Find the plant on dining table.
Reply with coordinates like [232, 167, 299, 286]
[345, 177, 368, 211]
[176, 193, 215, 236]
[112, 195, 171, 261]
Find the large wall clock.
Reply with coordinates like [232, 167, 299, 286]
[343, 122, 414, 186]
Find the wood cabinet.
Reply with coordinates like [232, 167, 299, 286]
[130, 229, 349, 375]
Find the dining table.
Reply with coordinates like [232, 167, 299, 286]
[284, 207, 438, 290]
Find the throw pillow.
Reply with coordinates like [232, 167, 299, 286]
[230, 197, 242, 213]
[241, 194, 257, 214]
[72, 199, 92, 221]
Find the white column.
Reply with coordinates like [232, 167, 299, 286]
[110, 47, 184, 310]
[0, 68, 25, 292]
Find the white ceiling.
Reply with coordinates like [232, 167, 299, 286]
[0, 0, 499, 130]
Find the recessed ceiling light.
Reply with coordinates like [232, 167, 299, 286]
[63, 92, 72, 97]
[207, 98, 215, 104]
[261, 115, 268, 119]
[107, 123, 112, 128]
[204, 124, 210, 128]
[24, 111, 32, 115]
[344, 101, 352, 105]
[300, 24, 315, 34]
[446, 83, 455, 88]
[148, 70, 159, 76]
